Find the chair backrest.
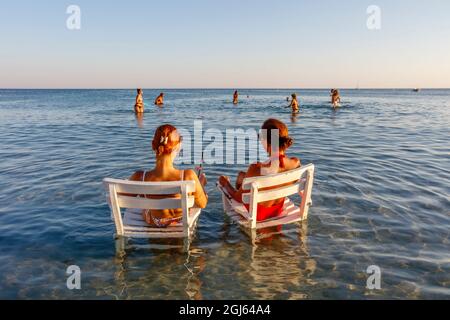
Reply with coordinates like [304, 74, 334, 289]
[240, 164, 315, 228]
[103, 178, 196, 236]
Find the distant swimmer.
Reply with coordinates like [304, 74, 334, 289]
[134, 89, 144, 114]
[289, 93, 299, 113]
[331, 89, 341, 108]
[155, 92, 164, 106]
[233, 90, 239, 105]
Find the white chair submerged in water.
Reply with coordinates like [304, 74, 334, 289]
[217, 164, 315, 230]
[103, 178, 202, 240]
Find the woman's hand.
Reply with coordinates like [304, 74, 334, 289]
[199, 173, 207, 187]
[219, 175, 230, 187]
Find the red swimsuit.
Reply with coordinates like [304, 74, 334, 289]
[244, 201, 285, 221]
[244, 154, 287, 222]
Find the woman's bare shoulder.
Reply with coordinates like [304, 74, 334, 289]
[183, 169, 198, 180]
[129, 170, 144, 181]
[287, 156, 301, 169]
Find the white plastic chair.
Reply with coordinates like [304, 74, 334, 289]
[103, 178, 202, 240]
[217, 164, 315, 230]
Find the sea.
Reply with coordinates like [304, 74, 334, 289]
[0, 89, 448, 299]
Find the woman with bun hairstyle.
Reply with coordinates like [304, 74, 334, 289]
[218, 118, 300, 222]
[128, 124, 208, 228]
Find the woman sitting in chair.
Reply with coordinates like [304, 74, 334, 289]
[128, 124, 208, 227]
[219, 118, 301, 222]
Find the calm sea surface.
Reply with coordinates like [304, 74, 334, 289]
[0, 89, 449, 299]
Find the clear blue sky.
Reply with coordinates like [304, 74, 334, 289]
[1, 0, 450, 88]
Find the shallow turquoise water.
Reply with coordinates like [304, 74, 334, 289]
[0, 89, 449, 299]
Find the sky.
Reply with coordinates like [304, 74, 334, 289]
[1, 0, 450, 89]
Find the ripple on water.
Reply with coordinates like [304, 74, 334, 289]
[0, 89, 449, 299]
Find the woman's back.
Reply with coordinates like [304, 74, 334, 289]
[128, 124, 207, 227]
[130, 169, 185, 222]
[249, 155, 300, 209]
[219, 118, 301, 222]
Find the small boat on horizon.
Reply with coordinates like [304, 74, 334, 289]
[413, 88, 420, 92]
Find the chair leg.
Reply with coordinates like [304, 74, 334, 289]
[183, 237, 191, 252]
[221, 193, 230, 212]
[250, 229, 257, 245]
[115, 236, 126, 255]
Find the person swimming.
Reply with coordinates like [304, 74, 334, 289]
[155, 92, 164, 106]
[331, 89, 341, 108]
[134, 89, 144, 114]
[218, 118, 301, 222]
[289, 93, 299, 113]
[233, 90, 239, 105]
[128, 124, 208, 227]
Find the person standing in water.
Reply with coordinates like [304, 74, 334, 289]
[331, 89, 341, 108]
[233, 90, 239, 105]
[134, 89, 144, 114]
[289, 93, 299, 113]
[155, 92, 164, 107]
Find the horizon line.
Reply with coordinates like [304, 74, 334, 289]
[0, 87, 448, 90]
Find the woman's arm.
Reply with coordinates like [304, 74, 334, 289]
[184, 169, 208, 209]
[219, 164, 260, 203]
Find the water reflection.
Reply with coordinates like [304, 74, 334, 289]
[247, 223, 316, 299]
[135, 113, 144, 128]
[111, 243, 206, 299]
[110, 221, 313, 300]
[183, 248, 206, 300]
[290, 112, 299, 123]
[2, 89, 449, 299]
[215, 217, 315, 299]
[115, 236, 191, 255]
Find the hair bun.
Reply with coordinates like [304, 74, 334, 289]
[280, 136, 293, 149]
[152, 124, 181, 157]
[160, 136, 169, 145]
